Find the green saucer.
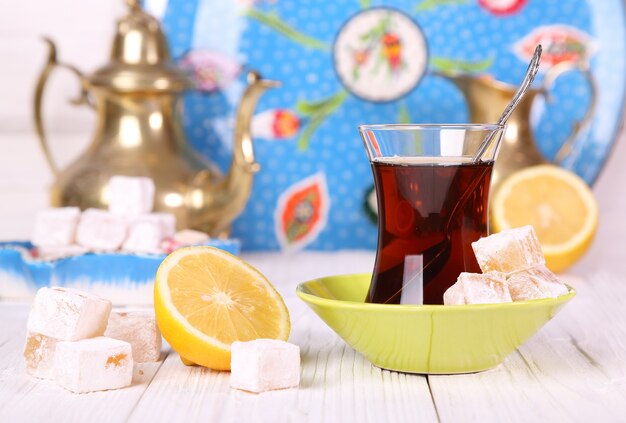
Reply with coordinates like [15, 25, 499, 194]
[296, 273, 575, 374]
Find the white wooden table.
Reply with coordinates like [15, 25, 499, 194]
[1, 130, 625, 422]
[1, 243, 626, 422]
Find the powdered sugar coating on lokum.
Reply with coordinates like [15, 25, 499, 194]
[472, 225, 545, 274]
[76, 209, 128, 252]
[27, 287, 112, 341]
[230, 339, 300, 393]
[105, 309, 162, 362]
[444, 272, 512, 305]
[32, 207, 81, 248]
[54, 337, 133, 393]
[507, 265, 568, 301]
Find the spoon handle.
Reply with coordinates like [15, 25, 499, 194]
[472, 45, 543, 163]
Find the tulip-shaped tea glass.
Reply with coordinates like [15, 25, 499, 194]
[360, 124, 506, 305]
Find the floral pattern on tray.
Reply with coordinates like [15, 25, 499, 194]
[145, 0, 626, 251]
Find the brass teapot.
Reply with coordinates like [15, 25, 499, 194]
[435, 62, 597, 193]
[33, 0, 278, 237]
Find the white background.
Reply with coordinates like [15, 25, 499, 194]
[0, 1, 125, 239]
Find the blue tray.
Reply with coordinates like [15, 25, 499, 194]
[150, 0, 626, 251]
[0, 240, 240, 304]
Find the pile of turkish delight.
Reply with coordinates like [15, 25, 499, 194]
[32, 176, 211, 260]
[444, 225, 569, 305]
[24, 286, 300, 394]
[24, 286, 161, 393]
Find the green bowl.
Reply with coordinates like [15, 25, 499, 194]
[296, 273, 575, 374]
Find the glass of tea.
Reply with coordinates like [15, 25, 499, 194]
[359, 124, 506, 305]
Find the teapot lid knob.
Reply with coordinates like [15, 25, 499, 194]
[110, 1, 166, 65]
[88, 0, 192, 92]
[126, 0, 141, 13]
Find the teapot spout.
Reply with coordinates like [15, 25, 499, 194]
[195, 71, 279, 237]
[231, 71, 280, 174]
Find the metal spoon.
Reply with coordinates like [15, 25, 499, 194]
[472, 44, 543, 162]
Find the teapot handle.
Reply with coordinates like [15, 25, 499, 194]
[541, 60, 598, 165]
[33, 38, 92, 176]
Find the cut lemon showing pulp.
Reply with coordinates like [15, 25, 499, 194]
[491, 165, 598, 273]
[154, 246, 290, 370]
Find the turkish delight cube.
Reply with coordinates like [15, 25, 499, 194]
[122, 219, 163, 254]
[442, 279, 466, 305]
[152, 212, 176, 239]
[443, 272, 511, 305]
[230, 339, 300, 393]
[507, 273, 544, 301]
[27, 287, 112, 341]
[54, 337, 133, 393]
[32, 207, 81, 247]
[173, 229, 209, 245]
[108, 176, 155, 216]
[507, 265, 569, 301]
[23, 332, 58, 379]
[105, 309, 162, 362]
[472, 225, 545, 274]
[75, 208, 128, 251]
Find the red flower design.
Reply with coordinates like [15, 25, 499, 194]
[275, 173, 330, 250]
[514, 25, 596, 68]
[478, 0, 527, 16]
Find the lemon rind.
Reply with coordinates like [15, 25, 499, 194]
[492, 165, 598, 254]
[155, 246, 290, 351]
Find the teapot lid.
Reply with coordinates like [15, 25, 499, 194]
[89, 0, 191, 93]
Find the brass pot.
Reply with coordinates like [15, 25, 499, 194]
[33, 0, 278, 237]
[435, 63, 597, 193]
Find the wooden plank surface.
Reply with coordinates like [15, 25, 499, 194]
[129, 251, 439, 422]
[0, 252, 440, 423]
[428, 274, 626, 422]
[1, 250, 626, 422]
[0, 305, 167, 422]
[1, 135, 626, 422]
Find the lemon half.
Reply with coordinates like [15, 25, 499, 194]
[154, 246, 290, 370]
[491, 164, 599, 273]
